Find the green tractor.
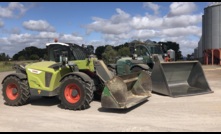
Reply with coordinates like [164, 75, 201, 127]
[1, 41, 152, 110]
[107, 56, 151, 76]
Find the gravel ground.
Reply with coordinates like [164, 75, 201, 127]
[0, 65, 221, 132]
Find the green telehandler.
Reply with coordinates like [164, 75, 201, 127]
[1, 41, 152, 110]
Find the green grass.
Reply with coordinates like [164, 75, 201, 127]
[0, 61, 36, 72]
[0, 61, 14, 72]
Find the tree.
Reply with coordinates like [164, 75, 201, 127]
[30, 54, 40, 60]
[102, 45, 118, 64]
[117, 47, 130, 57]
[95, 46, 106, 60]
[12, 46, 47, 61]
[158, 41, 183, 60]
[43, 54, 48, 60]
[18, 56, 26, 61]
[0, 53, 10, 61]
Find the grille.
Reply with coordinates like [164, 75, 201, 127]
[45, 72, 52, 87]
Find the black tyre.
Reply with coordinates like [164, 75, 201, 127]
[59, 75, 93, 110]
[2, 76, 30, 106]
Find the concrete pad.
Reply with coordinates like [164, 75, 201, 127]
[0, 65, 221, 132]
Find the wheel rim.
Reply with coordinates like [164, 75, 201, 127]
[64, 83, 81, 104]
[6, 83, 19, 100]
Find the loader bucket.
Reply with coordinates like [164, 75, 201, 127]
[151, 55, 213, 97]
[101, 71, 152, 109]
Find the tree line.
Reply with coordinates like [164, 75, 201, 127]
[1, 40, 184, 63]
[12, 46, 48, 61]
[95, 40, 184, 64]
[0, 53, 10, 61]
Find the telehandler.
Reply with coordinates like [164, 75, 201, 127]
[1, 41, 152, 110]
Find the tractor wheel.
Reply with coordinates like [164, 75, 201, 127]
[2, 76, 30, 106]
[59, 75, 93, 110]
[131, 67, 152, 76]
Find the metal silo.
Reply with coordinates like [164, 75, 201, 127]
[202, 3, 221, 65]
[198, 37, 202, 58]
[204, 5, 212, 49]
[212, 4, 220, 48]
[194, 47, 198, 59]
[167, 49, 175, 61]
[204, 3, 221, 49]
[202, 15, 205, 52]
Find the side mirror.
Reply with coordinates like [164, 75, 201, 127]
[61, 51, 68, 65]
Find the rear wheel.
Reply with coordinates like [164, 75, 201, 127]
[2, 76, 30, 106]
[59, 75, 93, 110]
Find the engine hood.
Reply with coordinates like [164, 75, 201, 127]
[25, 61, 59, 73]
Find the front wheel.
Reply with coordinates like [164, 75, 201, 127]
[2, 76, 30, 106]
[59, 75, 93, 110]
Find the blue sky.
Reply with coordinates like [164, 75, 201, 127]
[0, 2, 211, 57]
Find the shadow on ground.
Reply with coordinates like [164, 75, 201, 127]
[29, 96, 60, 106]
[97, 100, 148, 114]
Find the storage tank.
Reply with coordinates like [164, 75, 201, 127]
[198, 37, 203, 58]
[194, 47, 198, 59]
[202, 15, 205, 52]
[204, 3, 221, 49]
[167, 49, 175, 61]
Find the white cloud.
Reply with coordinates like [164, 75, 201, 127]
[160, 36, 198, 56]
[86, 8, 131, 35]
[162, 26, 201, 37]
[0, 3, 204, 57]
[0, 32, 85, 57]
[84, 5, 203, 56]
[23, 20, 55, 32]
[111, 8, 131, 24]
[131, 15, 163, 29]
[131, 29, 160, 39]
[0, 2, 28, 18]
[37, 32, 59, 39]
[0, 27, 21, 36]
[0, 7, 12, 18]
[86, 40, 105, 47]
[8, 33, 32, 44]
[180, 40, 199, 56]
[162, 14, 202, 28]
[143, 2, 160, 15]
[102, 30, 160, 42]
[168, 2, 197, 17]
[59, 34, 83, 43]
[8, 2, 27, 16]
[0, 37, 10, 45]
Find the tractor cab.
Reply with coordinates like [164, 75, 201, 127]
[46, 42, 89, 62]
